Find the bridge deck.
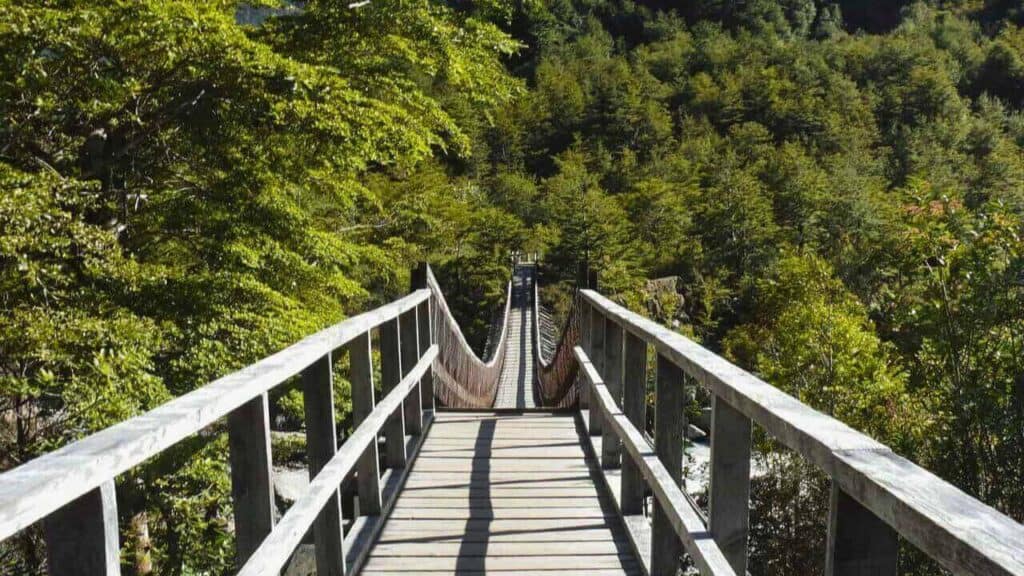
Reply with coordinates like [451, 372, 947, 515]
[492, 265, 537, 409]
[362, 412, 641, 575]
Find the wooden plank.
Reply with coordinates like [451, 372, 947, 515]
[620, 332, 647, 515]
[418, 447, 587, 457]
[652, 352, 685, 576]
[377, 527, 622, 544]
[362, 554, 639, 571]
[43, 480, 120, 576]
[368, 541, 629, 556]
[409, 459, 589, 472]
[397, 487, 602, 498]
[227, 392, 275, 568]
[399, 308, 423, 436]
[387, 507, 618, 519]
[360, 565, 634, 569]
[236, 348, 436, 576]
[708, 395, 751, 574]
[348, 331, 382, 516]
[380, 318, 407, 469]
[576, 347, 737, 576]
[302, 353, 346, 576]
[0, 289, 430, 542]
[379, 517, 620, 533]
[392, 497, 604, 509]
[602, 319, 624, 468]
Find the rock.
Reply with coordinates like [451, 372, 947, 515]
[274, 465, 309, 513]
[695, 406, 712, 431]
[686, 424, 707, 441]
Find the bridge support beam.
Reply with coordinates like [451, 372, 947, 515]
[826, 484, 898, 576]
[620, 332, 647, 515]
[709, 396, 752, 574]
[43, 480, 121, 576]
[227, 392, 275, 569]
[651, 354, 685, 576]
[303, 353, 346, 576]
[349, 331, 382, 516]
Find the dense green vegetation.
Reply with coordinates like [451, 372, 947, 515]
[3, 0, 1024, 574]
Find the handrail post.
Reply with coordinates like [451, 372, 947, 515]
[349, 331, 382, 516]
[411, 263, 434, 412]
[601, 318, 624, 468]
[302, 353, 346, 576]
[588, 306, 605, 436]
[399, 308, 423, 436]
[227, 392, 275, 569]
[826, 484, 898, 576]
[579, 301, 592, 412]
[620, 332, 647, 514]
[651, 354, 685, 575]
[708, 395, 752, 574]
[379, 318, 407, 468]
[43, 479, 121, 576]
[417, 299, 435, 413]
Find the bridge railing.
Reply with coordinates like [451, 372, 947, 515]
[426, 264, 512, 408]
[0, 288, 437, 576]
[532, 266, 581, 407]
[577, 288, 1024, 576]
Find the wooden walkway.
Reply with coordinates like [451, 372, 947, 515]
[493, 265, 537, 409]
[362, 412, 641, 575]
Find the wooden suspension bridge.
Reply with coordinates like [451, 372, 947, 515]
[0, 261, 1022, 576]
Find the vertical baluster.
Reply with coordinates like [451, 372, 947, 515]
[349, 331, 382, 516]
[651, 354, 684, 576]
[620, 332, 647, 514]
[579, 301, 591, 411]
[302, 354, 346, 576]
[379, 318, 407, 468]
[417, 300, 435, 413]
[826, 485, 898, 576]
[227, 392, 275, 569]
[43, 480, 121, 576]
[601, 319, 624, 468]
[588, 307, 605, 436]
[399, 308, 423, 435]
[708, 395, 752, 574]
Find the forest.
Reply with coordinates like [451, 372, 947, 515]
[2, 0, 1024, 574]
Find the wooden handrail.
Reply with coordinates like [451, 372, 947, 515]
[238, 347, 437, 576]
[579, 288, 1024, 576]
[575, 346, 737, 576]
[0, 289, 430, 543]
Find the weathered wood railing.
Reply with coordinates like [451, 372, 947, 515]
[576, 288, 1024, 576]
[0, 287, 438, 576]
